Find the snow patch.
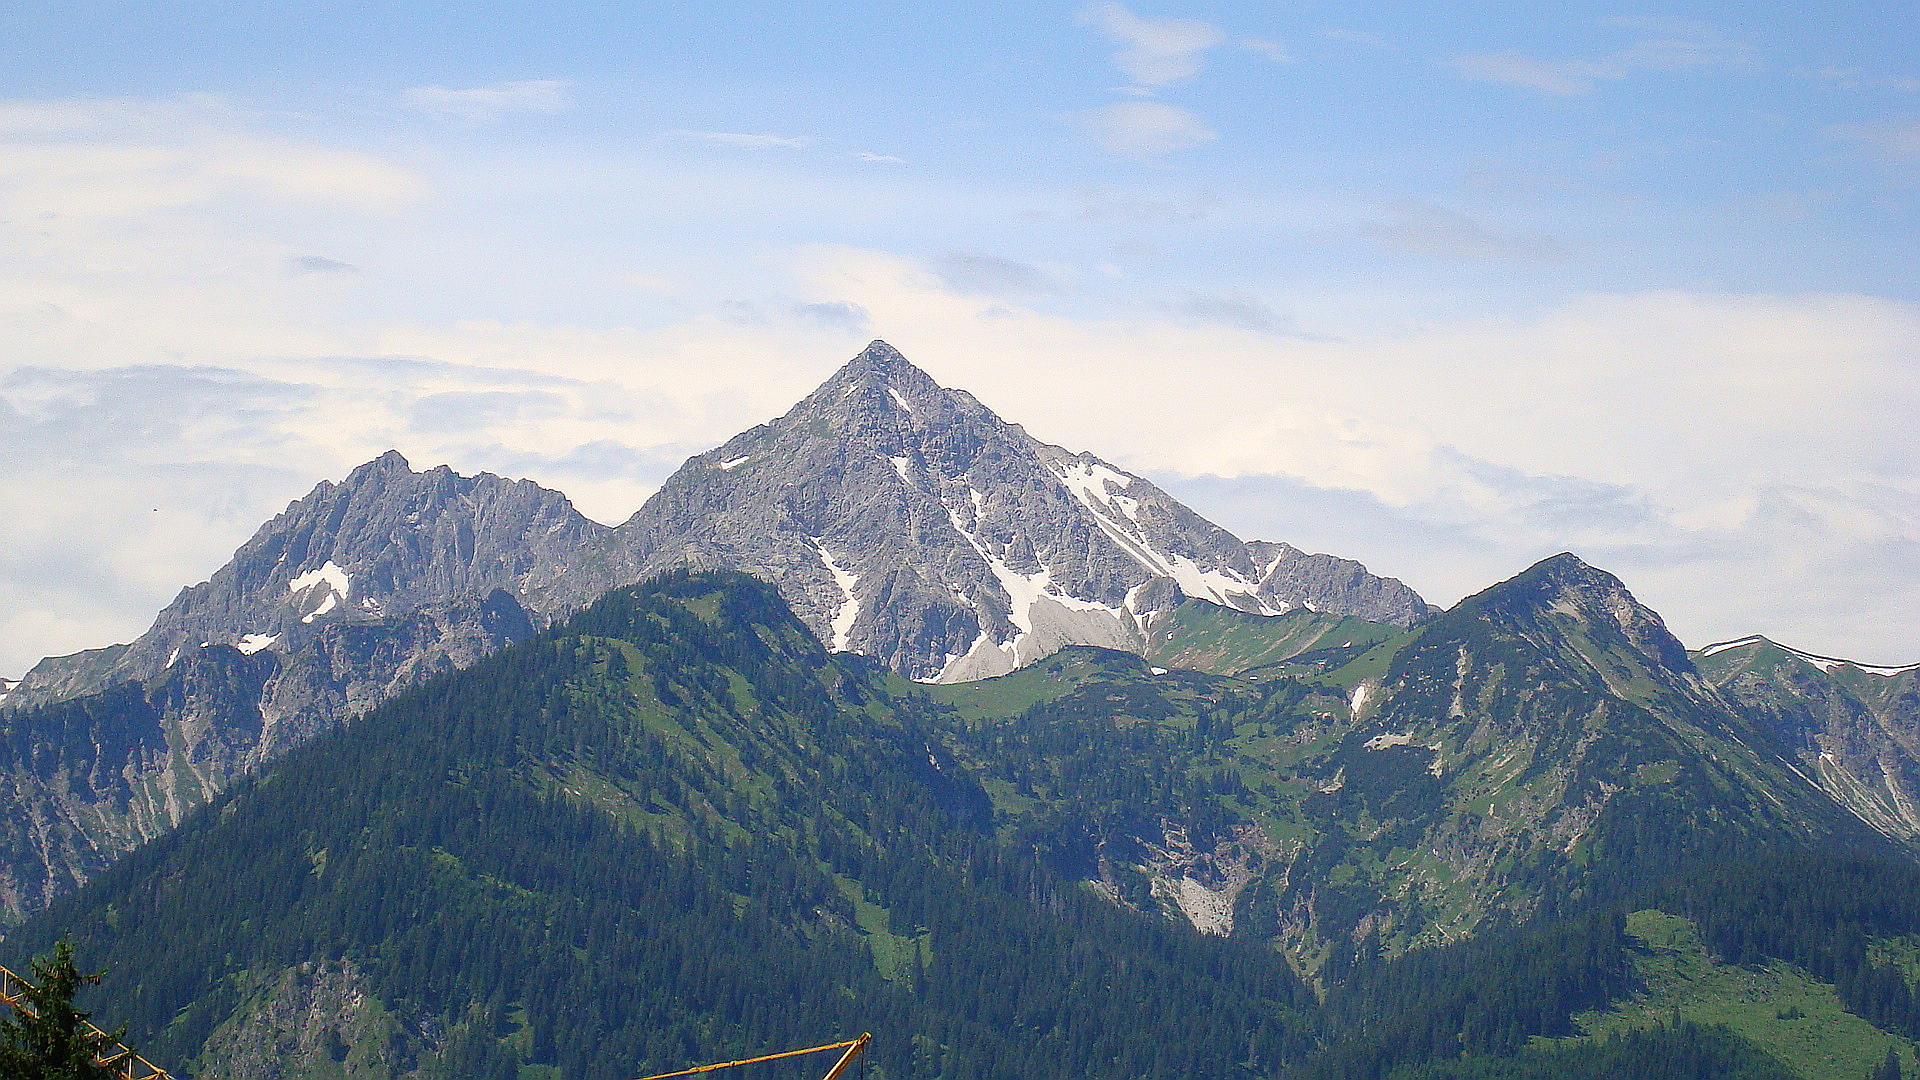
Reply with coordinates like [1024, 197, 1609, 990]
[889, 455, 914, 483]
[235, 633, 280, 655]
[888, 386, 912, 413]
[1698, 635, 1765, 658]
[167, 647, 181, 668]
[289, 560, 350, 623]
[933, 496, 1145, 681]
[288, 560, 351, 600]
[1151, 667, 1169, 676]
[812, 540, 861, 652]
[718, 455, 751, 470]
[1053, 458, 1279, 615]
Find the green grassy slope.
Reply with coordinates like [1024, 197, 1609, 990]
[1141, 600, 1400, 676]
[1552, 910, 1916, 1080]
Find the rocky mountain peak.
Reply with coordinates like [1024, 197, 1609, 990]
[832, 339, 933, 390]
[9, 454, 609, 707]
[346, 448, 414, 481]
[1459, 551, 1699, 689]
[776, 339, 987, 458]
[605, 342, 1432, 680]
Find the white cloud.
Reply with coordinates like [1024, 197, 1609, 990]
[1818, 67, 1920, 93]
[670, 130, 813, 149]
[0, 97, 423, 220]
[401, 80, 571, 122]
[288, 255, 359, 275]
[1079, 2, 1225, 87]
[857, 151, 906, 164]
[1081, 101, 1216, 156]
[1321, 28, 1393, 50]
[932, 252, 1058, 296]
[1454, 19, 1753, 95]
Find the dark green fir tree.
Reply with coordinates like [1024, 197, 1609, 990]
[0, 940, 121, 1080]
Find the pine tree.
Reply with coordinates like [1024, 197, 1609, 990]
[0, 939, 122, 1080]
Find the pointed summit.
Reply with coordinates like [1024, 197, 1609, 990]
[354, 448, 414, 475]
[796, 339, 947, 427]
[607, 341, 1430, 680]
[1440, 551, 1700, 696]
[839, 339, 920, 380]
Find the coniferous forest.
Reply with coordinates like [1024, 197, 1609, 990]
[7, 572, 1920, 1080]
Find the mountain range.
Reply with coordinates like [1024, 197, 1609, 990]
[0, 341, 1428, 919]
[3, 341, 1919, 1080]
[10, 566, 1920, 1080]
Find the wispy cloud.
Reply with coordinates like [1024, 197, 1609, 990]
[1321, 28, 1393, 50]
[1831, 119, 1920, 158]
[856, 151, 905, 164]
[1081, 101, 1216, 156]
[669, 130, 813, 149]
[1454, 18, 1753, 95]
[932, 252, 1057, 296]
[401, 80, 571, 122]
[1340, 200, 1565, 263]
[1079, 2, 1225, 87]
[1601, 16, 1755, 71]
[1166, 291, 1289, 333]
[793, 300, 870, 331]
[1818, 67, 1920, 93]
[1452, 53, 1608, 96]
[287, 255, 359, 276]
[1238, 38, 1291, 63]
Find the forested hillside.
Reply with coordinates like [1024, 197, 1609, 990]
[9, 569, 1920, 1080]
[5, 573, 1316, 1080]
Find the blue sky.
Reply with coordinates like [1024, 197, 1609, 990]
[1, 2, 1917, 674]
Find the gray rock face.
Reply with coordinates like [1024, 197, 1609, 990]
[11, 450, 606, 710]
[194, 959, 437, 1080]
[1246, 541, 1441, 627]
[1696, 636, 1920, 843]
[605, 340, 1432, 680]
[0, 456, 604, 920]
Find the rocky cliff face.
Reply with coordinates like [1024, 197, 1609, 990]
[606, 340, 1431, 681]
[194, 960, 437, 1080]
[9, 451, 607, 710]
[0, 457, 603, 920]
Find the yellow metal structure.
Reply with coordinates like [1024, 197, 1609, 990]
[633, 1033, 871, 1080]
[0, 962, 174, 1080]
